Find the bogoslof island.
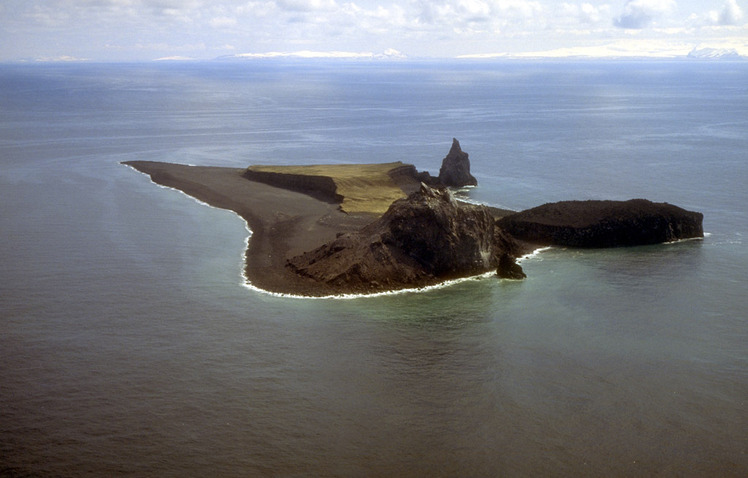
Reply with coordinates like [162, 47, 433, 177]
[124, 139, 703, 297]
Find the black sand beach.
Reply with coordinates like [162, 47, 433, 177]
[124, 161, 412, 296]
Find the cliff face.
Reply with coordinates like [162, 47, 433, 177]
[243, 162, 425, 214]
[287, 184, 525, 293]
[243, 139, 479, 211]
[497, 199, 704, 248]
[243, 169, 341, 203]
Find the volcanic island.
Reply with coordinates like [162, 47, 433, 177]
[124, 139, 703, 297]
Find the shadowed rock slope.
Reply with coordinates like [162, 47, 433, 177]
[244, 162, 423, 214]
[243, 139, 479, 216]
[497, 199, 704, 248]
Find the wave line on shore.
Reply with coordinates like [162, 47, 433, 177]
[239, 246, 552, 300]
[239, 271, 502, 300]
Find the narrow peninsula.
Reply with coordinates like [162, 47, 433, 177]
[124, 139, 703, 297]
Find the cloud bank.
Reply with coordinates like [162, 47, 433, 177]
[1, 0, 747, 61]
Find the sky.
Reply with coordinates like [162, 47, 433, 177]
[0, 0, 746, 61]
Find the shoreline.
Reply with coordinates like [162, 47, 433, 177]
[246, 245, 554, 300]
[124, 160, 471, 297]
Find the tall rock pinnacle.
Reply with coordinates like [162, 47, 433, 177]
[437, 138, 478, 188]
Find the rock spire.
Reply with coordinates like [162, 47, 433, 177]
[437, 138, 478, 188]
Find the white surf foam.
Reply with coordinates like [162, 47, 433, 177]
[239, 270, 500, 300]
[517, 246, 552, 262]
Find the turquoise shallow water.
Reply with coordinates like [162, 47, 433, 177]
[1, 61, 746, 476]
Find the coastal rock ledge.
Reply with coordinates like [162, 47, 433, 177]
[497, 199, 704, 248]
[287, 183, 525, 293]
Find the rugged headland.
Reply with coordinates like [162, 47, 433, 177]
[498, 199, 704, 248]
[287, 183, 528, 294]
[124, 139, 703, 297]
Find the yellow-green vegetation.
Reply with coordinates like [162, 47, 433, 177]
[248, 162, 410, 214]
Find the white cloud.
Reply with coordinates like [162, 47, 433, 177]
[715, 0, 744, 26]
[26, 4, 71, 26]
[410, 0, 545, 38]
[141, 0, 205, 14]
[275, 0, 337, 12]
[459, 38, 693, 58]
[559, 2, 609, 25]
[210, 16, 237, 28]
[686, 0, 745, 28]
[337, 3, 408, 35]
[2, 0, 747, 61]
[132, 41, 207, 52]
[21, 0, 204, 26]
[614, 0, 676, 29]
[236, 2, 276, 17]
[579, 3, 602, 23]
[499, 0, 543, 19]
[415, 0, 481, 25]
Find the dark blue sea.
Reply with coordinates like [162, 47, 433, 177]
[1, 60, 746, 476]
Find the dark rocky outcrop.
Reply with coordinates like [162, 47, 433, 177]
[287, 183, 526, 293]
[497, 253, 527, 279]
[438, 138, 478, 188]
[497, 199, 704, 248]
[387, 163, 437, 190]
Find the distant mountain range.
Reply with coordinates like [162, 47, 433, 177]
[686, 48, 746, 60]
[210, 48, 747, 62]
[214, 49, 407, 61]
[28, 47, 747, 63]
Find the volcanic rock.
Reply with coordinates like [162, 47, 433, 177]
[287, 183, 525, 292]
[438, 138, 478, 188]
[497, 199, 704, 248]
[497, 253, 527, 279]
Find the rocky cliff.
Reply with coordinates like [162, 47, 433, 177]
[286, 183, 526, 293]
[438, 138, 478, 188]
[243, 139, 479, 211]
[497, 199, 704, 248]
[243, 168, 341, 203]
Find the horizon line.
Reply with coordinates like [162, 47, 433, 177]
[6, 47, 747, 64]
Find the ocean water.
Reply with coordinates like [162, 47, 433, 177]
[1, 60, 746, 476]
